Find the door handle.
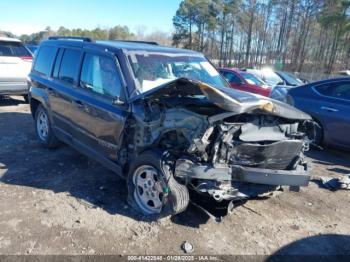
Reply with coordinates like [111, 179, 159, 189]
[321, 106, 338, 112]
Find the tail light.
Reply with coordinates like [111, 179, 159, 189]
[20, 56, 33, 61]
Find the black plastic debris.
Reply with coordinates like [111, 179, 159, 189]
[317, 175, 350, 191]
[188, 189, 247, 223]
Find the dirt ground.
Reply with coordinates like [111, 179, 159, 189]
[0, 96, 350, 256]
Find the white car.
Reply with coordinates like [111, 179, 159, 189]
[0, 37, 33, 101]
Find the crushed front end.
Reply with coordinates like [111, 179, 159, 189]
[128, 78, 314, 206]
[175, 113, 311, 202]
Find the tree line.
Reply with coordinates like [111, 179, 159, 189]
[1, 0, 349, 75]
[0, 25, 172, 47]
[172, 0, 350, 74]
[17, 26, 135, 44]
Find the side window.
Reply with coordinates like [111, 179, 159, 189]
[315, 82, 350, 101]
[222, 72, 241, 84]
[221, 72, 231, 82]
[80, 53, 123, 98]
[58, 49, 82, 84]
[33, 46, 58, 76]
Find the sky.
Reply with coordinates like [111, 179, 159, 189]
[0, 0, 182, 35]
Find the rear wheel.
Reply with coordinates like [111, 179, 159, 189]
[127, 150, 189, 218]
[35, 104, 60, 148]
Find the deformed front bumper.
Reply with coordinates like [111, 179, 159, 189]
[175, 159, 310, 186]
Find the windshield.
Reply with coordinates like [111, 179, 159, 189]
[277, 71, 303, 86]
[240, 72, 266, 86]
[127, 51, 229, 94]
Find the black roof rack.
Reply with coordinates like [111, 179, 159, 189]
[48, 36, 93, 42]
[113, 40, 158, 45]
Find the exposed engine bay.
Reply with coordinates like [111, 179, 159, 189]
[125, 78, 314, 204]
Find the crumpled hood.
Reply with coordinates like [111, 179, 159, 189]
[132, 78, 311, 120]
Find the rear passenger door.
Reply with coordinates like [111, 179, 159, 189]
[69, 50, 128, 162]
[49, 47, 83, 138]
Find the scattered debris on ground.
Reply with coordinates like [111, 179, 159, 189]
[313, 175, 350, 191]
[181, 241, 194, 253]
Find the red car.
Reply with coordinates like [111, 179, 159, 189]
[219, 68, 271, 97]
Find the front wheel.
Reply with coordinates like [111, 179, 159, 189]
[35, 104, 60, 149]
[127, 150, 189, 218]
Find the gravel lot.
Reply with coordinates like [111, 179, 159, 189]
[0, 96, 350, 256]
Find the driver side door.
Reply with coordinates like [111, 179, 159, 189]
[69, 50, 128, 162]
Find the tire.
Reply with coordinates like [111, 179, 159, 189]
[35, 104, 60, 149]
[127, 150, 189, 218]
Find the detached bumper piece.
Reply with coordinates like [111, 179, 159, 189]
[175, 159, 310, 187]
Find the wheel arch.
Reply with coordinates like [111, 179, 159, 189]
[29, 86, 49, 118]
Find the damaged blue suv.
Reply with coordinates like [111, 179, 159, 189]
[28, 36, 314, 218]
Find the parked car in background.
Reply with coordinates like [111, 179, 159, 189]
[285, 78, 350, 150]
[275, 71, 304, 86]
[293, 73, 309, 84]
[28, 36, 313, 218]
[243, 68, 292, 101]
[245, 68, 286, 87]
[25, 44, 38, 55]
[269, 85, 291, 102]
[219, 68, 271, 96]
[0, 37, 33, 101]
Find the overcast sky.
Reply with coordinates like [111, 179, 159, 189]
[0, 0, 181, 35]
